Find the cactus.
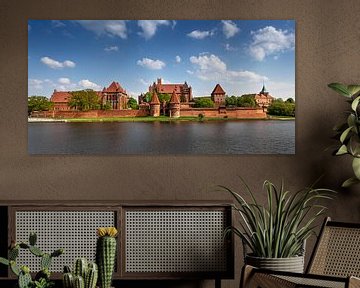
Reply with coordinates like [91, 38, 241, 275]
[29, 245, 44, 257]
[74, 258, 87, 279]
[73, 275, 85, 288]
[96, 227, 118, 288]
[29, 232, 37, 246]
[0, 232, 63, 288]
[41, 253, 52, 270]
[63, 272, 74, 288]
[9, 246, 19, 260]
[85, 263, 98, 288]
[18, 269, 32, 288]
[63, 260, 98, 288]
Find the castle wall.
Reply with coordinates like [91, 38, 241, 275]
[31, 109, 149, 118]
[31, 107, 266, 119]
[180, 107, 267, 119]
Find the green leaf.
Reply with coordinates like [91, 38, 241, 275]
[328, 83, 351, 97]
[352, 157, 360, 179]
[336, 144, 348, 155]
[347, 114, 356, 127]
[340, 126, 353, 143]
[0, 257, 9, 266]
[352, 96, 360, 111]
[348, 135, 360, 157]
[342, 177, 360, 188]
[347, 85, 360, 97]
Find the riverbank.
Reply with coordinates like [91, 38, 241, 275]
[28, 115, 295, 123]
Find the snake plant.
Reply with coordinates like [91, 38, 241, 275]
[221, 179, 335, 258]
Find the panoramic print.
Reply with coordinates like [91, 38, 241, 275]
[28, 20, 295, 154]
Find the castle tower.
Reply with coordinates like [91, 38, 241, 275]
[169, 90, 180, 118]
[150, 91, 160, 117]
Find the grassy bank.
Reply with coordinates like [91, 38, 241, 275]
[267, 115, 295, 120]
[47, 115, 295, 123]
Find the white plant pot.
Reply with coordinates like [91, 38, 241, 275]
[245, 254, 305, 273]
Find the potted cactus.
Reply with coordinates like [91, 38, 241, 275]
[0, 232, 63, 288]
[96, 227, 118, 288]
[62, 258, 98, 288]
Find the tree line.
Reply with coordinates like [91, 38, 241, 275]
[28, 90, 295, 117]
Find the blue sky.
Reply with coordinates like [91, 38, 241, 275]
[28, 20, 295, 99]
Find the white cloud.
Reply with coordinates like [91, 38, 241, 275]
[63, 60, 75, 68]
[187, 30, 214, 39]
[137, 57, 166, 70]
[189, 53, 268, 83]
[224, 43, 237, 51]
[137, 20, 171, 39]
[175, 55, 181, 63]
[76, 20, 127, 39]
[29, 79, 43, 90]
[222, 20, 240, 39]
[41, 57, 76, 69]
[28, 24, 31, 31]
[104, 46, 119, 52]
[186, 70, 194, 75]
[78, 79, 101, 90]
[249, 26, 295, 61]
[52, 20, 65, 28]
[58, 77, 71, 84]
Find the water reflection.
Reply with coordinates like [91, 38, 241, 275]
[28, 120, 295, 155]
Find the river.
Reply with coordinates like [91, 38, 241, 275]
[28, 120, 295, 154]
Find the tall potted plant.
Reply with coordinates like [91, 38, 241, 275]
[221, 179, 334, 273]
[328, 83, 360, 187]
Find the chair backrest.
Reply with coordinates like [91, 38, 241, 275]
[307, 217, 360, 277]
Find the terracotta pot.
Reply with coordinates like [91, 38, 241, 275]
[245, 254, 305, 273]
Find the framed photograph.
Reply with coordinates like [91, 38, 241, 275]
[28, 20, 295, 154]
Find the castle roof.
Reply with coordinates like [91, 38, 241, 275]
[150, 91, 160, 104]
[255, 93, 274, 99]
[211, 84, 225, 95]
[50, 91, 72, 103]
[104, 81, 126, 93]
[170, 90, 180, 104]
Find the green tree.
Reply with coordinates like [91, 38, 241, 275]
[143, 92, 152, 103]
[225, 95, 237, 107]
[68, 89, 100, 111]
[158, 93, 171, 103]
[286, 97, 295, 103]
[267, 99, 295, 116]
[194, 97, 215, 108]
[101, 101, 112, 110]
[127, 97, 139, 110]
[28, 96, 53, 115]
[237, 95, 256, 107]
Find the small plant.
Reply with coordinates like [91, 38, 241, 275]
[0, 232, 63, 288]
[328, 83, 360, 187]
[96, 227, 118, 288]
[221, 179, 335, 258]
[198, 113, 205, 121]
[62, 258, 98, 288]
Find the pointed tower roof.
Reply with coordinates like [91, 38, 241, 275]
[211, 84, 225, 94]
[170, 90, 180, 104]
[260, 84, 268, 94]
[150, 91, 160, 104]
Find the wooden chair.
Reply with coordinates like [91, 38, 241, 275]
[241, 217, 360, 288]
